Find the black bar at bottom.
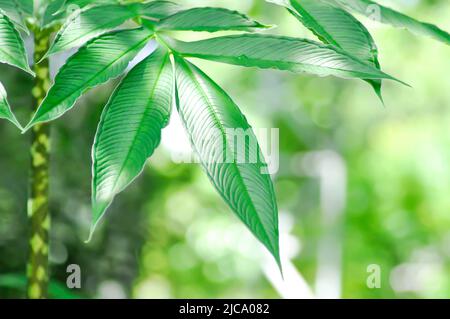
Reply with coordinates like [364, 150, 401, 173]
[0, 299, 447, 317]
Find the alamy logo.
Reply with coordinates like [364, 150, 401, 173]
[66, 264, 81, 289]
[366, 264, 381, 289]
[66, 4, 82, 28]
[171, 128, 280, 174]
[366, 4, 382, 23]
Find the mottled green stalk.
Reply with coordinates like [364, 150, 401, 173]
[27, 26, 52, 299]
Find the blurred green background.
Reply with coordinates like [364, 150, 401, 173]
[1, 0, 450, 298]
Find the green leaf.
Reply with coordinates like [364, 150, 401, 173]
[56, 0, 119, 12]
[268, 0, 383, 100]
[0, 81, 21, 128]
[91, 47, 173, 238]
[329, 0, 450, 45]
[0, 0, 28, 32]
[170, 34, 402, 82]
[0, 12, 33, 75]
[24, 28, 153, 130]
[46, 1, 183, 57]
[17, 0, 33, 16]
[41, 0, 179, 29]
[138, 1, 181, 19]
[46, 4, 140, 57]
[41, 0, 66, 27]
[174, 55, 280, 265]
[156, 7, 270, 32]
[41, 0, 119, 27]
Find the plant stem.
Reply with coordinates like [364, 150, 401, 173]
[26, 26, 52, 299]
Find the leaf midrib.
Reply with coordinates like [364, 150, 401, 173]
[183, 51, 387, 79]
[0, 14, 27, 68]
[174, 34, 388, 79]
[105, 53, 169, 197]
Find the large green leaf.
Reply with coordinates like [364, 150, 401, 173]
[0, 81, 21, 128]
[170, 34, 402, 82]
[0, 0, 29, 31]
[41, 0, 119, 27]
[0, 12, 33, 75]
[156, 7, 269, 32]
[42, 0, 179, 28]
[24, 28, 153, 130]
[91, 47, 173, 238]
[46, 4, 140, 57]
[46, 1, 184, 57]
[329, 0, 450, 45]
[268, 0, 383, 100]
[174, 55, 280, 265]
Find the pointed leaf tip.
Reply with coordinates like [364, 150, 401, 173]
[0, 82, 22, 130]
[326, 0, 450, 45]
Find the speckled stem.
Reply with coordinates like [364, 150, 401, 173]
[26, 26, 53, 300]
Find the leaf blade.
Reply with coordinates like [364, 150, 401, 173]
[0, 0, 28, 31]
[25, 28, 153, 129]
[174, 55, 280, 264]
[170, 34, 401, 82]
[268, 0, 383, 99]
[329, 0, 450, 45]
[91, 47, 173, 237]
[138, 0, 181, 19]
[157, 7, 269, 32]
[0, 81, 21, 128]
[41, 0, 120, 27]
[0, 12, 33, 75]
[46, 4, 139, 57]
